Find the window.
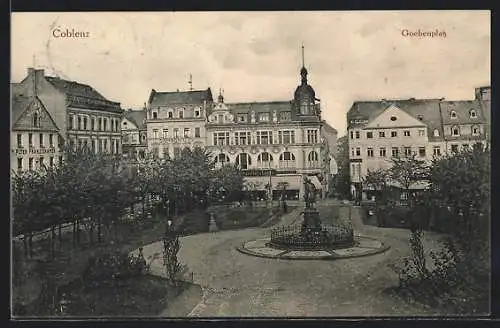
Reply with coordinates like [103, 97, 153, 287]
[153, 129, 158, 139]
[278, 130, 295, 144]
[351, 148, 355, 157]
[404, 130, 411, 137]
[98, 118, 102, 131]
[104, 118, 108, 131]
[49, 157, 54, 167]
[433, 146, 441, 156]
[418, 147, 426, 157]
[163, 129, 168, 138]
[470, 109, 477, 118]
[355, 147, 361, 156]
[433, 129, 440, 137]
[17, 158, 22, 171]
[179, 111, 184, 119]
[237, 115, 247, 123]
[28, 133, 33, 147]
[236, 153, 251, 170]
[417, 115, 423, 121]
[452, 126, 460, 136]
[91, 118, 95, 130]
[308, 151, 319, 167]
[472, 125, 480, 136]
[235, 131, 251, 145]
[391, 131, 397, 137]
[17, 134, 22, 148]
[78, 116, 82, 130]
[451, 144, 459, 153]
[350, 131, 354, 139]
[103, 139, 108, 152]
[367, 148, 374, 157]
[173, 147, 181, 158]
[258, 152, 274, 167]
[195, 127, 200, 138]
[39, 133, 44, 147]
[279, 152, 296, 168]
[59, 156, 63, 166]
[279, 111, 291, 121]
[355, 131, 360, 139]
[92, 140, 96, 152]
[215, 153, 230, 167]
[195, 110, 200, 117]
[379, 131, 385, 138]
[379, 147, 386, 157]
[450, 111, 457, 119]
[168, 112, 173, 118]
[39, 157, 44, 167]
[392, 147, 399, 157]
[366, 132, 373, 139]
[28, 158, 33, 170]
[390, 116, 397, 121]
[259, 113, 270, 122]
[152, 112, 158, 119]
[214, 132, 230, 146]
[174, 128, 179, 138]
[418, 129, 426, 137]
[83, 117, 87, 130]
[70, 115, 75, 130]
[404, 147, 412, 157]
[183, 128, 190, 138]
[33, 112, 40, 127]
[307, 130, 318, 143]
[256, 131, 273, 145]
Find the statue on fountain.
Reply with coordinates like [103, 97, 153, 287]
[301, 177, 322, 234]
[303, 177, 317, 209]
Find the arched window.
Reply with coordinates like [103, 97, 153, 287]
[152, 111, 158, 119]
[471, 125, 480, 136]
[450, 111, 457, 119]
[308, 151, 319, 168]
[279, 151, 296, 168]
[469, 109, 477, 118]
[33, 112, 40, 127]
[215, 153, 230, 168]
[257, 152, 274, 168]
[433, 129, 440, 137]
[452, 126, 460, 136]
[235, 153, 251, 170]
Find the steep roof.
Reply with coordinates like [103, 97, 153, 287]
[45, 76, 122, 113]
[226, 101, 292, 115]
[439, 100, 486, 125]
[149, 88, 213, 107]
[11, 95, 33, 127]
[322, 121, 338, 135]
[124, 109, 147, 129]
[348, 99, 444, 141]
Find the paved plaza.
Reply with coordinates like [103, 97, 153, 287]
[136, 202, 447, 317]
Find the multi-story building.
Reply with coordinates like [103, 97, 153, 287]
[346, 86, 491, 200]
[121, 108, 148, 159]
[145, 88, 213, 159]
[11, 90, 62, 173]
[13, 68, 123, 157]
[205, 63, 330, 199]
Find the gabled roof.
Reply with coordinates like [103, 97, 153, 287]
[11, 95, 33, 126]
[124, 109, 147, 129]
[347, 99, 444, 141]
[45, 76, 122, 113]
[149, 88, 213, 107]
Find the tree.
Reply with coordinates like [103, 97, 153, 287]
[362, 168, 389, 200]
[333, 136, 351, 199]
[210, 164, 245, 204]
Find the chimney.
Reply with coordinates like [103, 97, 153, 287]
[27, 67, 45, 97]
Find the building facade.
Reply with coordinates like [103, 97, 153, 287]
[205, 64, 330, 199]
[14, 68, 123, 158]
[121, 108, 148, 159]
[11, 93, 62, 173]
[346, 86, 491, 200]
[145, 88, 213, 159]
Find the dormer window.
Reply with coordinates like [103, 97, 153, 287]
[450, 111, 457, 119]
[195, 110, 200, 117]
[452, 126, 460, 136]
[470, 109, 477, 118]
[152, 111, 158, 119]
[417, 114, 423, 121]
[259, 113, 270, 122]
[168, 111, 173, 118]
[179, 111, 184, 119]
[433, 129, 440, 137]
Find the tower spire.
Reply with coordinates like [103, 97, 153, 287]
[300, 44, 308, 84]
[301, 43, 305, 68]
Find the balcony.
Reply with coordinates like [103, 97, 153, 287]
[278, 161, 296, 169]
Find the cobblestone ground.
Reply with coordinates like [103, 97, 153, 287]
[143, 202, 447, 317]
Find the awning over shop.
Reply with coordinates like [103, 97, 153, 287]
[309, 175, 323, 190]
[244, 175, 302, 190]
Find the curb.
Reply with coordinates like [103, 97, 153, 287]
[236, 235, 390, 261]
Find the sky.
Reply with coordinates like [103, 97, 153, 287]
[11, 11, 490, 136]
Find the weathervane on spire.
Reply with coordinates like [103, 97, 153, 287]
[188, 74, 193, 91]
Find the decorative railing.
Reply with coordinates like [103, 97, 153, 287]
[269, 223, 354, 250]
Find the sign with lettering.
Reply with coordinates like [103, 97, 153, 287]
[13, 148, 57, 155]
